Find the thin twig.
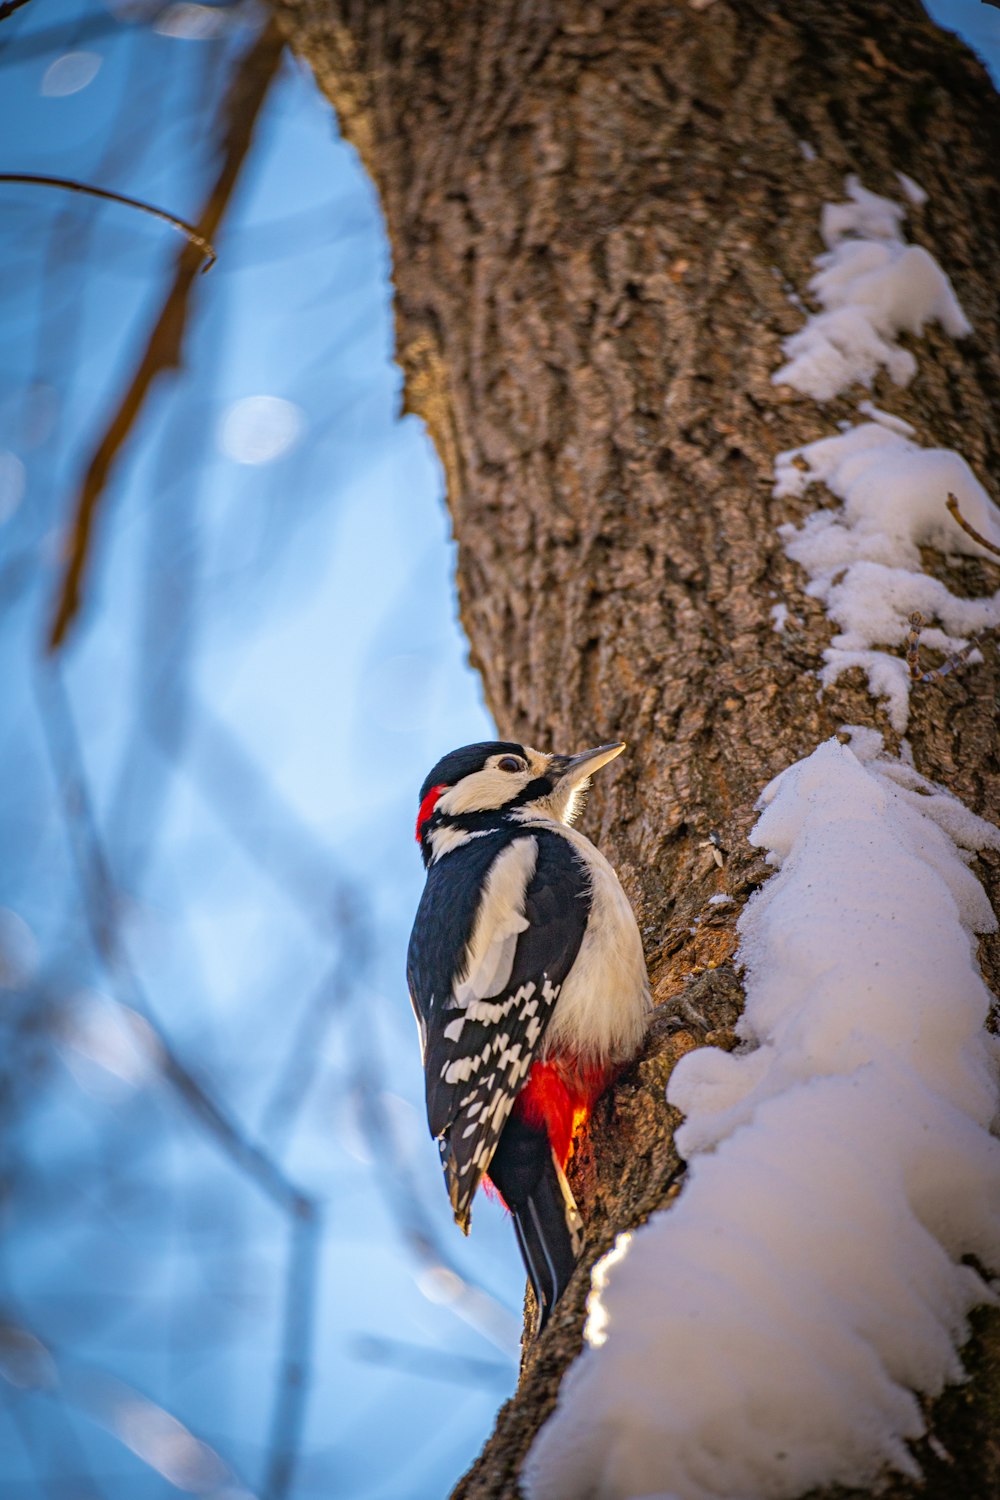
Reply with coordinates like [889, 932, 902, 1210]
[0, 0, 32, 20]
[946, 492, 1000, 560]
[906, 611, 924, 680]
[352, 1334, 512, 1387]
[47, 20, 285, 653]
[0, 174, 216, 270]
[905, 609, 993, 685]
[918, 635, 989, 683]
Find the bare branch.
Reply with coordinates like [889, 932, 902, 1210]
[0, 0, 33, 21]
[46, 20, 285, 653]
[0, 174, 216, 269]
[946, 492, 1000, 560]
[906, 611, 924, 681]
[260, 951, 363, 1146]
[905, 609, 994, 685]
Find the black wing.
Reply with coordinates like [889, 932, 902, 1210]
[407, 827, 591, 1230]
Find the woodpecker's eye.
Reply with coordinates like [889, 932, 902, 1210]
[497, 756, 524, 773]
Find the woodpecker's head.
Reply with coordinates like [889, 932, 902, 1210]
[415, 739, 626, 865]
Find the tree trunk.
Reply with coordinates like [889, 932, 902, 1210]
[270, 0, 1000, 1493]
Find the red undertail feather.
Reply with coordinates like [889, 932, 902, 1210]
[513, 1057, 617, 1167]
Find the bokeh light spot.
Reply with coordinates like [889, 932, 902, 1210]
[0, 452, 26, 524]
[0, 908, 38, 985]
[218, 395, 305, 465]
[115, 1397, 230, 1490]
[154, 2, 234, 40]
[58, 991, 162, 1096]
[41, 52, 103, 97]
[417, 1266, 463, 1306]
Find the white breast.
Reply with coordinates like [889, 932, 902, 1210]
[524, 821, 651, 1065]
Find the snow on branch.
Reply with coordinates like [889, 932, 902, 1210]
[774, 416, 1000, 729]
[525, 734, 1000, 1500]
[772, 175, 969, 402]
[770, 175, 1000, 730]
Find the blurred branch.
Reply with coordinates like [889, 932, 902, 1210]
[1, 1316, 254, 1497]
[261, 947, 364, 1148]
[352, 1334, 512, 1387]
[35, 665, 327, 1496]
[34, 663, 313, 1223]
[3, 1390, 107, 1500]
[0, 174, 217, 270]
[0, 6, 165, 51]
[47, 18, 285, 653]
[172, 700, 520, 1346]
[182, 699, 359, 940]
[174, 700, 377, 1143]
[350, 1038, 521, 1357]
[263, 1209, 322, 1500]
[0, 0, 32, 22]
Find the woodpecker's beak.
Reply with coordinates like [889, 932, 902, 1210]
[549, 741, 626, 787]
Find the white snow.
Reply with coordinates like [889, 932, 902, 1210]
[525, 734, 1000, 1500]
[770, 602, 789, 633]
[774, 421, 1000, 729]
[706, 893, 732, 907]
[896, 171, 928, 208]
[772, 176, 970, 401]
[856, 398, 915, 436]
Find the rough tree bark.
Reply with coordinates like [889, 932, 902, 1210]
[270, 1, 1000, 1494]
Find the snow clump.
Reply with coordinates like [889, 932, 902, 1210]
[772, 176, 970, 401]
[774, 416, 1000, 731]
[525, 733, 1000, 1500]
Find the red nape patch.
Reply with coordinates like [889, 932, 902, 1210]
[513, 1058, 616, 1168]
[415, 784, 445, 843]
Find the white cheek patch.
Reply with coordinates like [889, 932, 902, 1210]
[434, 747, 550, 817]
[437, 766, 526, 816]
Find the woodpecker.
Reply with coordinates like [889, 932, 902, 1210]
[406, 739, 650, 1329]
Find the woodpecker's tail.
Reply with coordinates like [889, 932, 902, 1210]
[510, 1157, 584, 1331]
[487, 1115, 584, 1332]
